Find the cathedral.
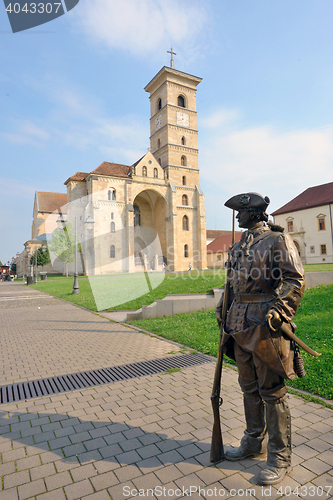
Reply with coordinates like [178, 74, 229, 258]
[31, 61, 207, 274]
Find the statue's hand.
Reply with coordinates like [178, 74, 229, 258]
[266, 309, 282, 331]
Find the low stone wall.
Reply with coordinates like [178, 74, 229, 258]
[305, 271, 333, 289]
[126, 288, 223, 321]
[126, 272, 333, 321]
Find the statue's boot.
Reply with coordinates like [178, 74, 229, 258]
[226, 393, 267, 461]
[258, 396, 292, 485]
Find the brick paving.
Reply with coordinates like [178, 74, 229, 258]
[0, 282, 333, 500]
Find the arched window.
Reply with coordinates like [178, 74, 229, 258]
[157, 98, 162, 111]
[110, 245, 115, 259]
[182, 176, 186, 186]
[184, 244, 189, 258]
[108, 189, 116, 201]
[154, 168, 158, 178]
[157, 138, 161, 149]
[111, 222, 115, 233]
[178, 95, 185, 108]
[182, 194, 188, 206]
[181, 155, 187, 166]
[134, 204, 141, 226]
[181, 136, 186, 145]
[111, 212, 114, 220]
[142, 166, 147, 177]
[183, 215, 189, 231]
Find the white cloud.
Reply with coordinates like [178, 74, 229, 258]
[0, 177, 36, 200]
[3, 73, 149, 163]
[4, 120, 50, 147]
[200, 112, 333, 223]
[73, 0, 209, 60]
[200, 108, 241, 129]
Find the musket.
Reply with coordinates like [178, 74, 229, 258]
[210, 247, 232, 463]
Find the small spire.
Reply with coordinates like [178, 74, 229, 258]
[167, 46, 177, 68]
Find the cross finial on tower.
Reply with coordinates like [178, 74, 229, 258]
[167, 46, 177, 68]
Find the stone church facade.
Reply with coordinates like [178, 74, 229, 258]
[62, 64, 207, 274]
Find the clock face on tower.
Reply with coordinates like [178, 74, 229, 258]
[176, 111, 189, 127]
[155, 114, 162, 131]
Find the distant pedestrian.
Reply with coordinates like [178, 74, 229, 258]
[188, 262, 192, 271]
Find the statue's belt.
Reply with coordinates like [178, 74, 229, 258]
[234, 293, 275, 303]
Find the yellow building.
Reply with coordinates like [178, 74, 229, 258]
[63, 63, 207, 274]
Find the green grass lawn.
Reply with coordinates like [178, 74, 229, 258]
[29, 276, 98, 311]
[23, 263, 333, 311]
[303, 263, 333, 272]
[129, 284, 333, 400]
[30, 269, 226, 311]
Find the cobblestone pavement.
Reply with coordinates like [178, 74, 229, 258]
[0, 282, 332, 500]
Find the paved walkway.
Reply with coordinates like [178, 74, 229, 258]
[0, 282, 332, 500]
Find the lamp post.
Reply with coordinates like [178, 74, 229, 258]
[73, 217, 79, 294]
[16, 252, 19, 280]
[26, 244, 31, 285]
[21, 255, 24, 282]
[85, 216, 95, 276]
[56, 215, 67, 277]
[34, 246, 38, 284]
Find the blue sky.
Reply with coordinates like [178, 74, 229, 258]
[1, 0, 333, 263]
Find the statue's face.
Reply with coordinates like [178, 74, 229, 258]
[236, 209, 252, 228]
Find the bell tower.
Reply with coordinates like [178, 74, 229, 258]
[144, 56, 207, 271]
[144, 59, 202, 186]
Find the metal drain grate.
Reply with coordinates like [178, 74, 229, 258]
[0, 353, 212, 404]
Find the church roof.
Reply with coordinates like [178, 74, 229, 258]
[91, 161, 131, 178]
[145, 66, 202, 92]
[131, 156, 145, 168]
[271, 181, 333, 216]
[36, 192, 67, 213]
[64, 163, 131, 185]
[207, 232, 243, 253]
[64, 172, 89, 184]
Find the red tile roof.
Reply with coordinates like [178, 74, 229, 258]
[91, 161, 130, 178]
[207, 230, 233, 239]
[64, 172, 89, 184]
[37, 192, 67, 213]
[272, 182, 333, 216]
[207, 231, 243, 253]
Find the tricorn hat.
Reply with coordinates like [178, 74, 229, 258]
[225, 192, 270, 211]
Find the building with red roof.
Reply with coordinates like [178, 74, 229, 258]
[207, 231, 243, 268]
[272, 182, 333, 263]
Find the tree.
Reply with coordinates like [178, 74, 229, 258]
[49, 223, 76, 277]
[30, 247, 51, 269]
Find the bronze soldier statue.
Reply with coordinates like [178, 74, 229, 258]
[216, 192, 305, 485]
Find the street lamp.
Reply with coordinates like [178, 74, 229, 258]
[34, 246, 38, 284]
[85, 216, 95, 276]
[85, 216, 95, 231]
[73, 217, 79, 294]
[26, 244, 31, 285]
[56, 215, 67, 229]
[16, 252, 19, 280]
[21, 255, 24, 282]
